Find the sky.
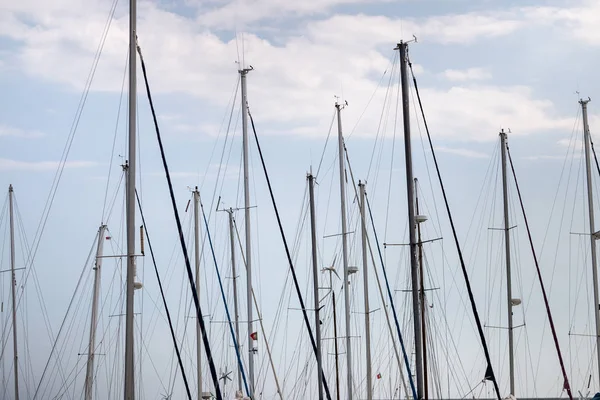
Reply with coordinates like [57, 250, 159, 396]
[2, 0, 600, 399]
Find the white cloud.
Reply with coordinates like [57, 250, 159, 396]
[0, 0, 589, 143]
[442, 68, 491, 82]
[195, 0, 391, 29]
[411, 85, 573, 142]
[0, 159, 96, 171]
[0, 125, 45, 138]
[523, 2, 600, 45]
[435, 146, 489, 158]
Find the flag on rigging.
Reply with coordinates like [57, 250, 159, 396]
[376, 373, 382, 380]
[250, 332, 258, 341]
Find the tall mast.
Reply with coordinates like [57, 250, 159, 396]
[397, 41, 424, 400]
[8, 185, 19, 400]
[415, 179, 428, 400]
[581, 98, 600, 382]
[499, 130, 515, 395]
[193, 188, 204, 397]
[239, 65, 255, 397]
[308, 173, 325, 400]
[335, 101, 354, 400]
[359, 181, 372, 400]
[228, 208, 243, 393]
[328, 268, 341, 400]
[124, 0, 137, 395]
[84, 224, 108, 400]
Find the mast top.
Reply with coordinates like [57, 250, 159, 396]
[580, 97, 592, 105]
[394, 36, 418, 50]
[238, 65, 254, 75]
[8, 184, 13, 192]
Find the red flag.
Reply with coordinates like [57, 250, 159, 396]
[376, 373, 382, 379]
[106, 236, 111, 240]
[250, 332, 258, 341]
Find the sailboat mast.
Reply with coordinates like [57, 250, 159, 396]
[397, 40, 424, 400]
[84, 224, 107, 400]
[499, 130, 515, 395]
[330, 269, 341, 400]
[415, 179, 428, 400]
[335, 101, 354, 400]
[124, 0, 137, 396]
[193, 188, 204, 397]
[228, 208, 243, 393]
[580, 98, 600, 382]
[8, 185, 19, 400]
[308, 173, 325, 400]
[359, 181, 373, 400]
[239, 66, 255, 397]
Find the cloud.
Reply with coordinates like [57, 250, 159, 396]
[442, 68, 491, 82]
[195, 0, 392, 28]
[0, 0, 588, 143]
[523, 3, 600, 46]
[0, 159, 96, 171]
[411, 85, 573, 142]
[0, 125, 45, 138]
[435, 146, 489, 158]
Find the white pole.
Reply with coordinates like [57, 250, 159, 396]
[359, 181, 373, 400]
[124, 0, 137, 395]
[193, 188, 204, 397]
[239, 66, 255, 397]
[84, 224, 107, 400]
[308, 173, 324, 400]
[335, 102, 353, 400]
[8, 185, 19, 400]
[581, 98, 600, 383]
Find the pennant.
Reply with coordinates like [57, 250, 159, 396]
[106, 236, 112, 240]
[484, 364, 494, 381]
[250, 332, 258, 341]
[376, 373, 382, 380]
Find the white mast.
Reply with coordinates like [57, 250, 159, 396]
[397, 40, 424, 400]
[228, 207, 243, 393]
[359, 181, 372, 400]
[124, 0, 137, 395]
[308, 173, 324, 400]
[499, 130, 515, 395]
[580, 98, 600, 382]
[193, 188, 204, 397]
[8, 185, 19, 400]
[84, 224, 107, 400]
[239, 65, 255, 397]
[335, 101, 353, 400]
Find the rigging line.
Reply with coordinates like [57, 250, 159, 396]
[407, 58, 502, 400]
[590, 134, 600, 180]
[232, 215, 287, 400]
[135, 189, 192, 400]
[101, 49, 129, 223]
[21, 0, 119, 302]
[31, 235, 97, 399]
[347, 53, 395, 140]
[136, 40, 223, 400]
[343, 146, 410, 399]
[246, 109, 333, 400]
[198, 192, 251, 397]
[506, 146, 573, 400]
[315, 109, 337, 179]
[364, 193, 417, 400]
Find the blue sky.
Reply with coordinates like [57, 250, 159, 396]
[1, 0, 600, 399]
